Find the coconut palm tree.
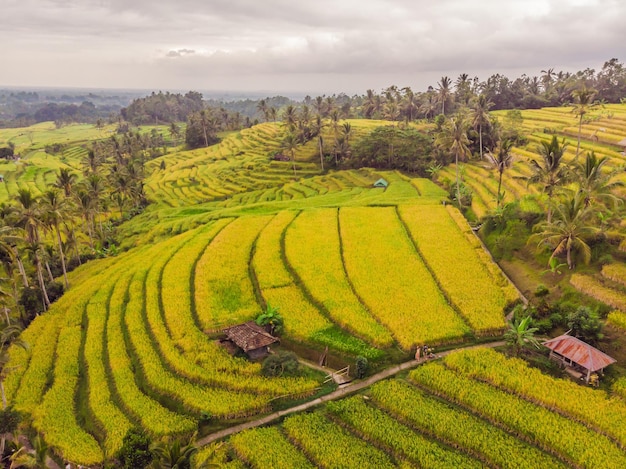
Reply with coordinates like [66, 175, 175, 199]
[576, 151, 624, 208]
[471, 94, 494, 160]
[282, 105, 297, 133]
[529, 193, 597, 269]
[53, 168, 77, 199]
[486, 138, 514, 209]
[151, 437, 197, 469]
[527, 135, 569, 223]
[256, 99, 269, 122]
[41, 189, 69, 289]
[571, 85, 598, 161]
[281, 133, 299, 176]
[504, 315, 540, 356]
[437, 76, 452, 115]
[435, 114, 471, 205]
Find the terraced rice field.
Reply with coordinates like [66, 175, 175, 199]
[204, 348, 626, 469]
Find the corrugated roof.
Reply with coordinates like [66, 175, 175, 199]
[543, 334, 616, 372]
[222, 321, 278, 352]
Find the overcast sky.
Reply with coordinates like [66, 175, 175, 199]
[2, 0, 623, 96]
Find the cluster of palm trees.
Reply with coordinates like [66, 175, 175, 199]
[0, 133, 150, 325]
[527, 138, 623, 269]
[278, 99, 354, 174]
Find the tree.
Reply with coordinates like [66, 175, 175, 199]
[571, 85, 598, 161]
[256, 302, 283, 335]
[280, 133, 299, 177]
[435, 115, 471, 206]
[151, 437, 197, 469]
[53, 168, 77, 198]
[41, 189, 69, 289]
[566, 306, 603, 344]
[504, 314, 540, 356]
[9, 434, 48, 469]
[575, 151, 624, 208]
[527, 135, 569, 223]
[486, 138, 514, 209]
[437, 76, 452, 115]
[118, 428, 153, 469]
[529, 193, 597, 269]
[471, 94, 494, 160]
[355, 356, 368, 379]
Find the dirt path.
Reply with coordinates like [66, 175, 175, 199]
[195, 340, 505, 448]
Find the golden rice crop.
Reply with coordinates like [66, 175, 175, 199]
[607, 310, 626, 330]
[195, 215, 273, 330]
[410, 362, 626, 468]
[399, 205, 506, 333]
[230, 427, 315, 469]
[285, 208, 394, 347]
[283, 412, 396, 469]
[601, 263, 626, 288]
[106, 272, 196, 435]
[339, 206, 469, 349]
[328, 396, 484, 469]
[443, 348, 626, 448]
[369, 380, 565, 469]
[570, 274, 626, 311]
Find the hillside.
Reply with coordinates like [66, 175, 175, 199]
[3, 110, 626, 467]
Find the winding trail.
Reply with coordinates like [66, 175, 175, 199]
[195, 340, 505, 448]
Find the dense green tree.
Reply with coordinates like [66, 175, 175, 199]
[118, 429, 153, 469]
[566, 306, 603, 344]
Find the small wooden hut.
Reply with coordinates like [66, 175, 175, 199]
[221, 321, 279, 359]
[543, 334, 616, 383]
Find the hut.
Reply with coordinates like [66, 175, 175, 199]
[618, 138, 626, 155]
[543, 334, 616, 383]
[221, 321, 279, 359]
[373, 178, 389, 188]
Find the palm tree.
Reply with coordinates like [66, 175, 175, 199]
[9, 434, 49, 469]
[437, 76, 452, 115]
[471, 94, 494, 160]
[486, 138, 514, 209]
[576, 151, 624, 208]
[571, 85, 598, 161]
[436, 115, 471, 205]
[281, 134, 299, 176]
[41, 189, 69, 289]
[151, 438, 197, 469]
[529, 193, 597, 269]
[74, 188, 95, 249]
[256, 99, 269, 122]
[282, 105, 297, 133]
[312, 116, 326, 171]
[504, 315, 540, 356]
[53, 168, 77, 198]
[527, 135, 569, 223]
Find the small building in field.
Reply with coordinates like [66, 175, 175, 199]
[373, 178, 388, 188]
[618, 138, 626, 155]
[220, 321, 279, 360]
[543, 334, 616, 383]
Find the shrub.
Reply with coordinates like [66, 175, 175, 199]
[261, 351, 299, 377]
[117, 429, 153, 469]
[355, 356, 369, 379]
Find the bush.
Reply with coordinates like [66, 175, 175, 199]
[117, 428, 153, 469]
[0, 406, 21, 434]
[534, 284, 550, 298]
[261, 351, 299, 377]
[355, 356, 369, 379]
[566, 306, 604, 344]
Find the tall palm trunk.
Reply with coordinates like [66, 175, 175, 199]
[497, 169, 504, 209]
[12, 247, 29, 288]
[0, 380, 6, 457]
[455, 150, 461, 207]
[55, 222, 69, 289]
[35, 255, 51, 310]
[575, 115, 583, 162]
[479, 123, 484, 160]
[318, 136, 324, 171]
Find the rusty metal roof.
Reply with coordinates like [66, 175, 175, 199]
[543, 334, 616, 372]
[222, 321, 278, 352]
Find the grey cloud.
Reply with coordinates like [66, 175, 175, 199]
[1, 0, 624, 93]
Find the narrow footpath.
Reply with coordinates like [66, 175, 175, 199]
[195, 340, 505, 448]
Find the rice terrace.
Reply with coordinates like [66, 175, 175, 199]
[1, 60, 626, 468]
